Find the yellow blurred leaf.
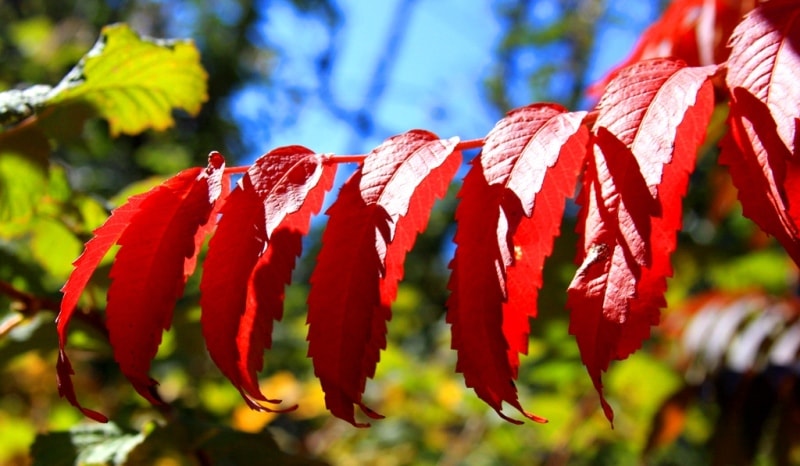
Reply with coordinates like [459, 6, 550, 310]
[295, 379, 327, 420]
[435, 379, 464, 411]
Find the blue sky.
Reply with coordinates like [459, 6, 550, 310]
[228, 0, 660, 164]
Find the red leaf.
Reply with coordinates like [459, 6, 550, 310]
[199, 146, 335, 409]
[568, 59, 715, 423]
[447, 104, 588, 424]
[57, 195, 149, 423]
[106, 153, 226, 403]
[588, 0, 750, 96]
[721, 1, 800, 265]
[307, 130, 461, 426]
[726, 0, 800, 157]
[56, 152, 226, 420]
[722, 89, 800, 263]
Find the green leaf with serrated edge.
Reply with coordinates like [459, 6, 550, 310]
[47, 23, 207, 136]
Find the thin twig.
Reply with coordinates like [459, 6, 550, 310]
[0, 313, 25, 339]
[0, 280, 53, 315]
[0, 279, 108, 339]
[224, 136, 488, 172]
[455, 138, 484, 152]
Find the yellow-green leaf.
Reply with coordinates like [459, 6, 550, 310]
[30, 217, 83, 281]
[0, 123, 50, 224]
[47, 23, 207, 136]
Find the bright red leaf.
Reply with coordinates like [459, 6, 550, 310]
[307, 130, 461, 426]
[589, 0, 751, 96]
[199, 146, 336, 410]
[56, 152, 226, 419]
[57, 190, 149, 423]
[105, 153, 226, 402]
[447, 104, 588, 424]
[720, 0, 800, 265]
[568, 58, 715, 423]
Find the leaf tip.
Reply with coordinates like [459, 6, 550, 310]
[593, 375, 615, 427]
[359, 402, 385, 421]
[326, 394, 384, 428]
[239, 388, 300, 414]
[129, 377, 164, 406]
[497, 401, 548, 425]
[56, 350, 109, 423]
[523, 411, 548, 424]
[602, 400, 615, 428]
[496, 410, 525, 425]
[248, 399, 299, 414]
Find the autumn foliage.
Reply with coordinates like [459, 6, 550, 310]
[56, 1, 800, 427]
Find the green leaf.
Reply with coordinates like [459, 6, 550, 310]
[31, 217, 83, 281]
[135, 142, 192, 175]
[124, 414, 330, 466]
[0, 413, 36, 465]
[47, 23, 208, 136]
[109, 176, 167, 206]
[0, 122, 50, 224]
[31, 423, 145, 466]
[74, 194, 111, 232]
[708, 249, 794, 294]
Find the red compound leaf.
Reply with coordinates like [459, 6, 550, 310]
[447, 103, 588, 424]
[307, 130, 461, 426]
[200, 146, 335, 410]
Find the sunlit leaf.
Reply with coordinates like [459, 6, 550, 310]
[47, 23, 207, 136]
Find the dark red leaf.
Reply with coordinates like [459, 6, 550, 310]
[307, 130, 461, 426]
[721, 1, 800, 265]
[447, 104, 588, 423]
[106, 153, 226, 403]
[199, 146, 335, 410]
[568, 59, 715, 423]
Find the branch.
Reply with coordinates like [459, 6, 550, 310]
[0, 280, 108, 339]
[222, 137, 486, 174]
[0, 85, 52, 128]
[326, 137, 484, 164]
[0, 280, 58, 316]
